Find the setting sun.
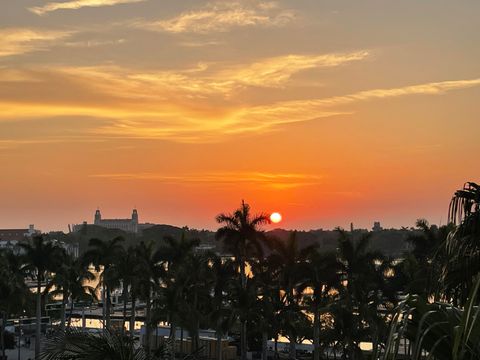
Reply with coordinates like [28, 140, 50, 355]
[270, 212, 282, 224]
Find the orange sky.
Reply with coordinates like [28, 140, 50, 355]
[0, 0, 479, 232]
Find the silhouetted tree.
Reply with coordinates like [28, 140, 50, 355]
[215, 200, 270, 360]
[20, 236, 63, 358]
[83, 236, 125, 331]
[443, 182, 480, 305]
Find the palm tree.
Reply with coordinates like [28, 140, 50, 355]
[382, 276, 480, 360]
[136, 241, 163, 356]
[19, 235, 64, 358]
[0, 249, 30, 358]
[267, 232, 318, 359]
[83, 236, 125, 331]
[336, 229, 385, 359]
[402, 219, 452, 300]
[443, 182, 480, 305]
[153, 233, 199, 360]
[210, 256, 237, 360]
[48, 253, 96, 331]
[110, 246, 139, 336]
[152, 282, 182, 360]
[297, 250, 341, 360]
[178, 252, 215, 353]
[250, 257, 282, 360]
[39, 328, 150, 360]
[215, 200, 270, 360]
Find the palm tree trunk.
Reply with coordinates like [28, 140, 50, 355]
[193, 291, 199, 353]
[1, 311, 6, 360]
[102, 283, 106, 332]
[122, 285, 128, 336]
[241, 319, 247, 360]
[35, 278, 42, 358]
[289, 336, 296, 360]
[60, 292, 66, 333]
[129, 295, 136, 340]
[145, 290, 151, 356]
[261, 329, 268, 360]
[169, 319, 176, 360]
[313, 309, 320, 360]
[180, 327, 184, 357]
[274, 336, 278, 359]
[216, 331, 223, 360]
[82, 307, 86, 332]
[106, 284, 111, 330]
[240, 258, 247, 360]
[67, 300, 74, 329]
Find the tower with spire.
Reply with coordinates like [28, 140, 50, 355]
[94, 209, 101, 225]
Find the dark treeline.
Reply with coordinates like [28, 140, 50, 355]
[1, 182, 480, 360]
[57, 221, 418, 258]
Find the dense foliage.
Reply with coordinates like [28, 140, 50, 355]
[0, 182, 479, 360]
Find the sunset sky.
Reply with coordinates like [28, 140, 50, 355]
[1, 0, 479, 232]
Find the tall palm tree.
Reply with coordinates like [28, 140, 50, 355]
[19, 235, 64, 358]
[0, 249, 29, 358]
[402, 219, 452, 300]
[215, 200, 270, 360]
[110, 246, 139, 336]
[136, 241, 163, 356]
[267, 232, 318, 359]
[336, 229, 385, 359]
[443, 182, 480, 305]
[48, 253, 96, 331]
[83, 236, 125, 331]
[210, 256, 237, 360]
[297, 250, 341, 360]
[153, 233, 199, 360]
[250, 256, 282, 360]
[178, 252, 215, 353]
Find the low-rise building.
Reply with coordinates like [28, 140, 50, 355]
[72, 209, 155, 234]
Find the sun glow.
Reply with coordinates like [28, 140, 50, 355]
[270, 212, 282, 223]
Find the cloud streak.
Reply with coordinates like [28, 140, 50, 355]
[29, 0, 146, 15]
[1, 61, 479, 142]
[90, 171, 322, 189]
[0, 28, 73, 57]
[135, 1, 295, 34]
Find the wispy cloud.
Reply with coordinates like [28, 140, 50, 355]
[79, 77, 480, 140]
[218, 51, 369, 88]
[29, 0, 146, 16]
[1, 60, 479, 142]
[64, 38, 126, 48]
[0, 28, 73, 57]
[40, 50, 368, 100]
[240, 78, 480, 127]
[134, 1, 295, 34]
[90, 171, 322, 189]
[309, 78, 480, 106]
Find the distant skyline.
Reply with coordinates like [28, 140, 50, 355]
[1, 1, 479, 232]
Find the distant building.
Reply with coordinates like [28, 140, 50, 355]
[372, 221, 383, 232]
[0, 224, 40, 251]
[0, 224, 40, 242]
[94, 208, 139, 233]
[72, 209, 154, 234]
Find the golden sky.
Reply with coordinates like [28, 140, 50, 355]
[1, 0, 479, 231]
